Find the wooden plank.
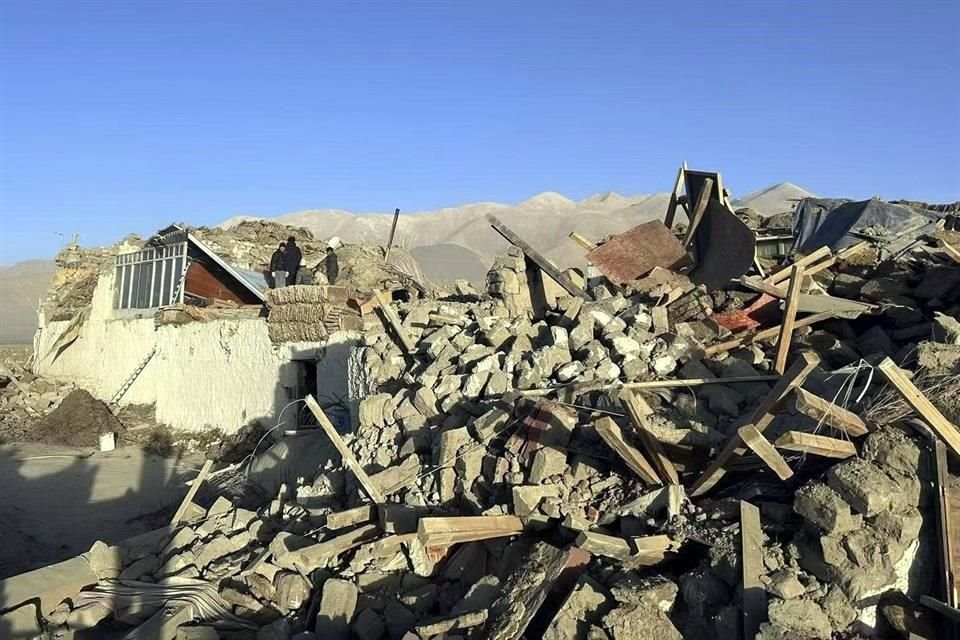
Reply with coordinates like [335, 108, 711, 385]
[296, 523, 380, 567]
[740, 275, 787, 298]
[876, 358, 960, 457]
[704, 311, 836, 357]
[663, 164, 686, 229]
[305, 395, 386, 504]
[480, 542, 572, 640]
[774, 264, 804, 374]
[586, 220, 691, 286]
[372, 290, 416, 354]
[418, 516, 523, 547]
[774, 431, 857, 459]
[619, 389, 679, 484]
[520, 374, 781, 398]
[487, 214, 588, 298]
[568, 231, 597, 251]
[793, 387, 870, 436]
[739, 425, 793, 480]
[764, 246, 831, 285]
[739, 276, 873, 316]
[690, 351, 821, 496]
[594, 416, 661, 485]
[171, 460, 213, 525]
[740, 501, 767, 640]
[919, 595, 960, 624]
[682, 177, 714, 250]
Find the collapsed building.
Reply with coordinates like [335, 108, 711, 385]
[1, 167, 959, 640]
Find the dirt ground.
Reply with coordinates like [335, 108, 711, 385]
[0, 442, 202, 578]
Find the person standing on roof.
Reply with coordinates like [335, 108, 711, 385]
[285, 236, 303, 286]
[269, 242, 287, 288]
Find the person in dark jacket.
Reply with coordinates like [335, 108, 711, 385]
[269, 242, 287, 288]
[285, 236, 303, 285]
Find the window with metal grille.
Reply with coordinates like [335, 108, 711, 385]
[114, 242, 188, 309]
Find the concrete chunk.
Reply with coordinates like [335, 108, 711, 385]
[316, 578, 358, 640]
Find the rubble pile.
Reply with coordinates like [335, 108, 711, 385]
[0, 364, 78, 441]
[193, 220, 327, 274]
[3, 178, 960, 640]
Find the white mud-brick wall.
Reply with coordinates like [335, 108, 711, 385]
[34, 269, 365, 434]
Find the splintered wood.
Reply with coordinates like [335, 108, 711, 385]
[691, 352, 821, 496]
[774, 264, 804, 374]
[417, 516, 522, 547]
[487, 214, 588, 298]
[594, 416, 661, 484]
[619, 389, 679, 484]
[739, 425, 793, 480]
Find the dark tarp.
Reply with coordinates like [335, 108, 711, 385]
[792, 198, 937, 252]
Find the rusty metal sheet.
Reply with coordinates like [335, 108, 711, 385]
[587, 221, 691, 286]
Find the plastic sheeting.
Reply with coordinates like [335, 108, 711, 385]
[792, 198, 935, 252]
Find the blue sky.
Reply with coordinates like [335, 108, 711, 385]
[1, 0, 958, 264]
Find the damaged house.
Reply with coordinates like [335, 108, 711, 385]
[32, 223, 366, 432]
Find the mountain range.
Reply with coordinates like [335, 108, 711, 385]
[0, 182, 814, 344]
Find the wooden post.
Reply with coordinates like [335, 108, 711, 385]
[774, 264, 804, 374]
[171, 460, 213, 525]
[691, 352, 820, 496]
[384, 207, 400, 262]
[373, 289, 416, 354]
[682, 177, 714, 250]
[304, 395, 386, 504]
[740, 501, 767, 640]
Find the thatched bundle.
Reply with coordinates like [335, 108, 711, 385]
[267, 322, 328, 343]
[265, 285, 332, 305]
[267, 303, 331, 324]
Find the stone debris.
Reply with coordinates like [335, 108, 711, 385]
[3, 187, 960, 640]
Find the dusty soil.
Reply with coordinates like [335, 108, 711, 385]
[0, 442, 199, 578]
[32, 388, 125, 447]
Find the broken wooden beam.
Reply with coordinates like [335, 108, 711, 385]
[938, 239, 960, 264]
[480, 541, 572, 640]
[774, 264, 804, 374]
[326, 505, 377, 531]
[703, 311, 836, 357]
[740, 501, 767, 640]
[171, 460, 213, 526]
[739, 425, 793, 480]
[521, 374, 782, 398]
[619, 389, 679, 484]
[296, 523, 380, 568]
[384, 207, 401, 262]
[417, 516, 523, 547]
[487, 214, 588, 298]
[372, 289, 416, 354]
[773, 431, 857, 459]
[876, 357, 960, 457]
[568, 231, 597, 251]
[793, 387, 870, 437]
[691, 351, 821, 496]
[764, 246, 831, 285]
[933, 438, 959, 608]
[305, 395, 386, 504]
[594, 416, 661, 484]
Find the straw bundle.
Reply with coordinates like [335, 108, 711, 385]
[268, 322, 329, 343]
[268, 303, 331, 324]
[265, 285, 331, 305]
